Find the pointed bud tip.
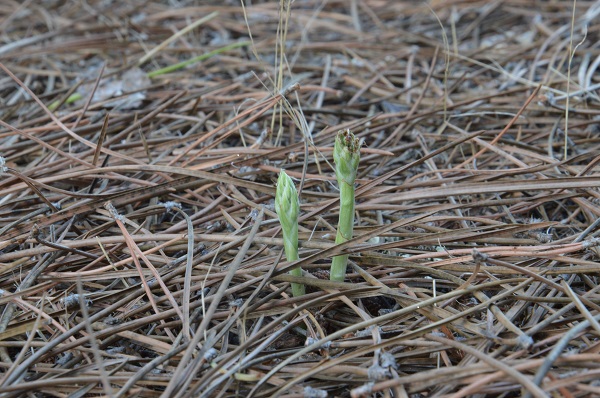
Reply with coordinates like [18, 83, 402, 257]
[275, 170, 299, 223]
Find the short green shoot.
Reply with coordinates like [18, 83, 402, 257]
[275, 170, 305, 297]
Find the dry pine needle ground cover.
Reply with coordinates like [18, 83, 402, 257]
[1, 1, 600, 397]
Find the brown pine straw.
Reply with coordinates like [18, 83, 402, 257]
[1, 1, 600, 397]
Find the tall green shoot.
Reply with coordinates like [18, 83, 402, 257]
[330, 130, 361, 282]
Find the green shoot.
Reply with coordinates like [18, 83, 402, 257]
[275, 170, 305, 297]
[330, 129, 361, 282]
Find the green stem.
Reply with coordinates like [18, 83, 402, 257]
[147, 41, 251, 78]
[48, 92, 82, 111]
[282, 219, 305, 297]
[330, 177, 355, 281]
